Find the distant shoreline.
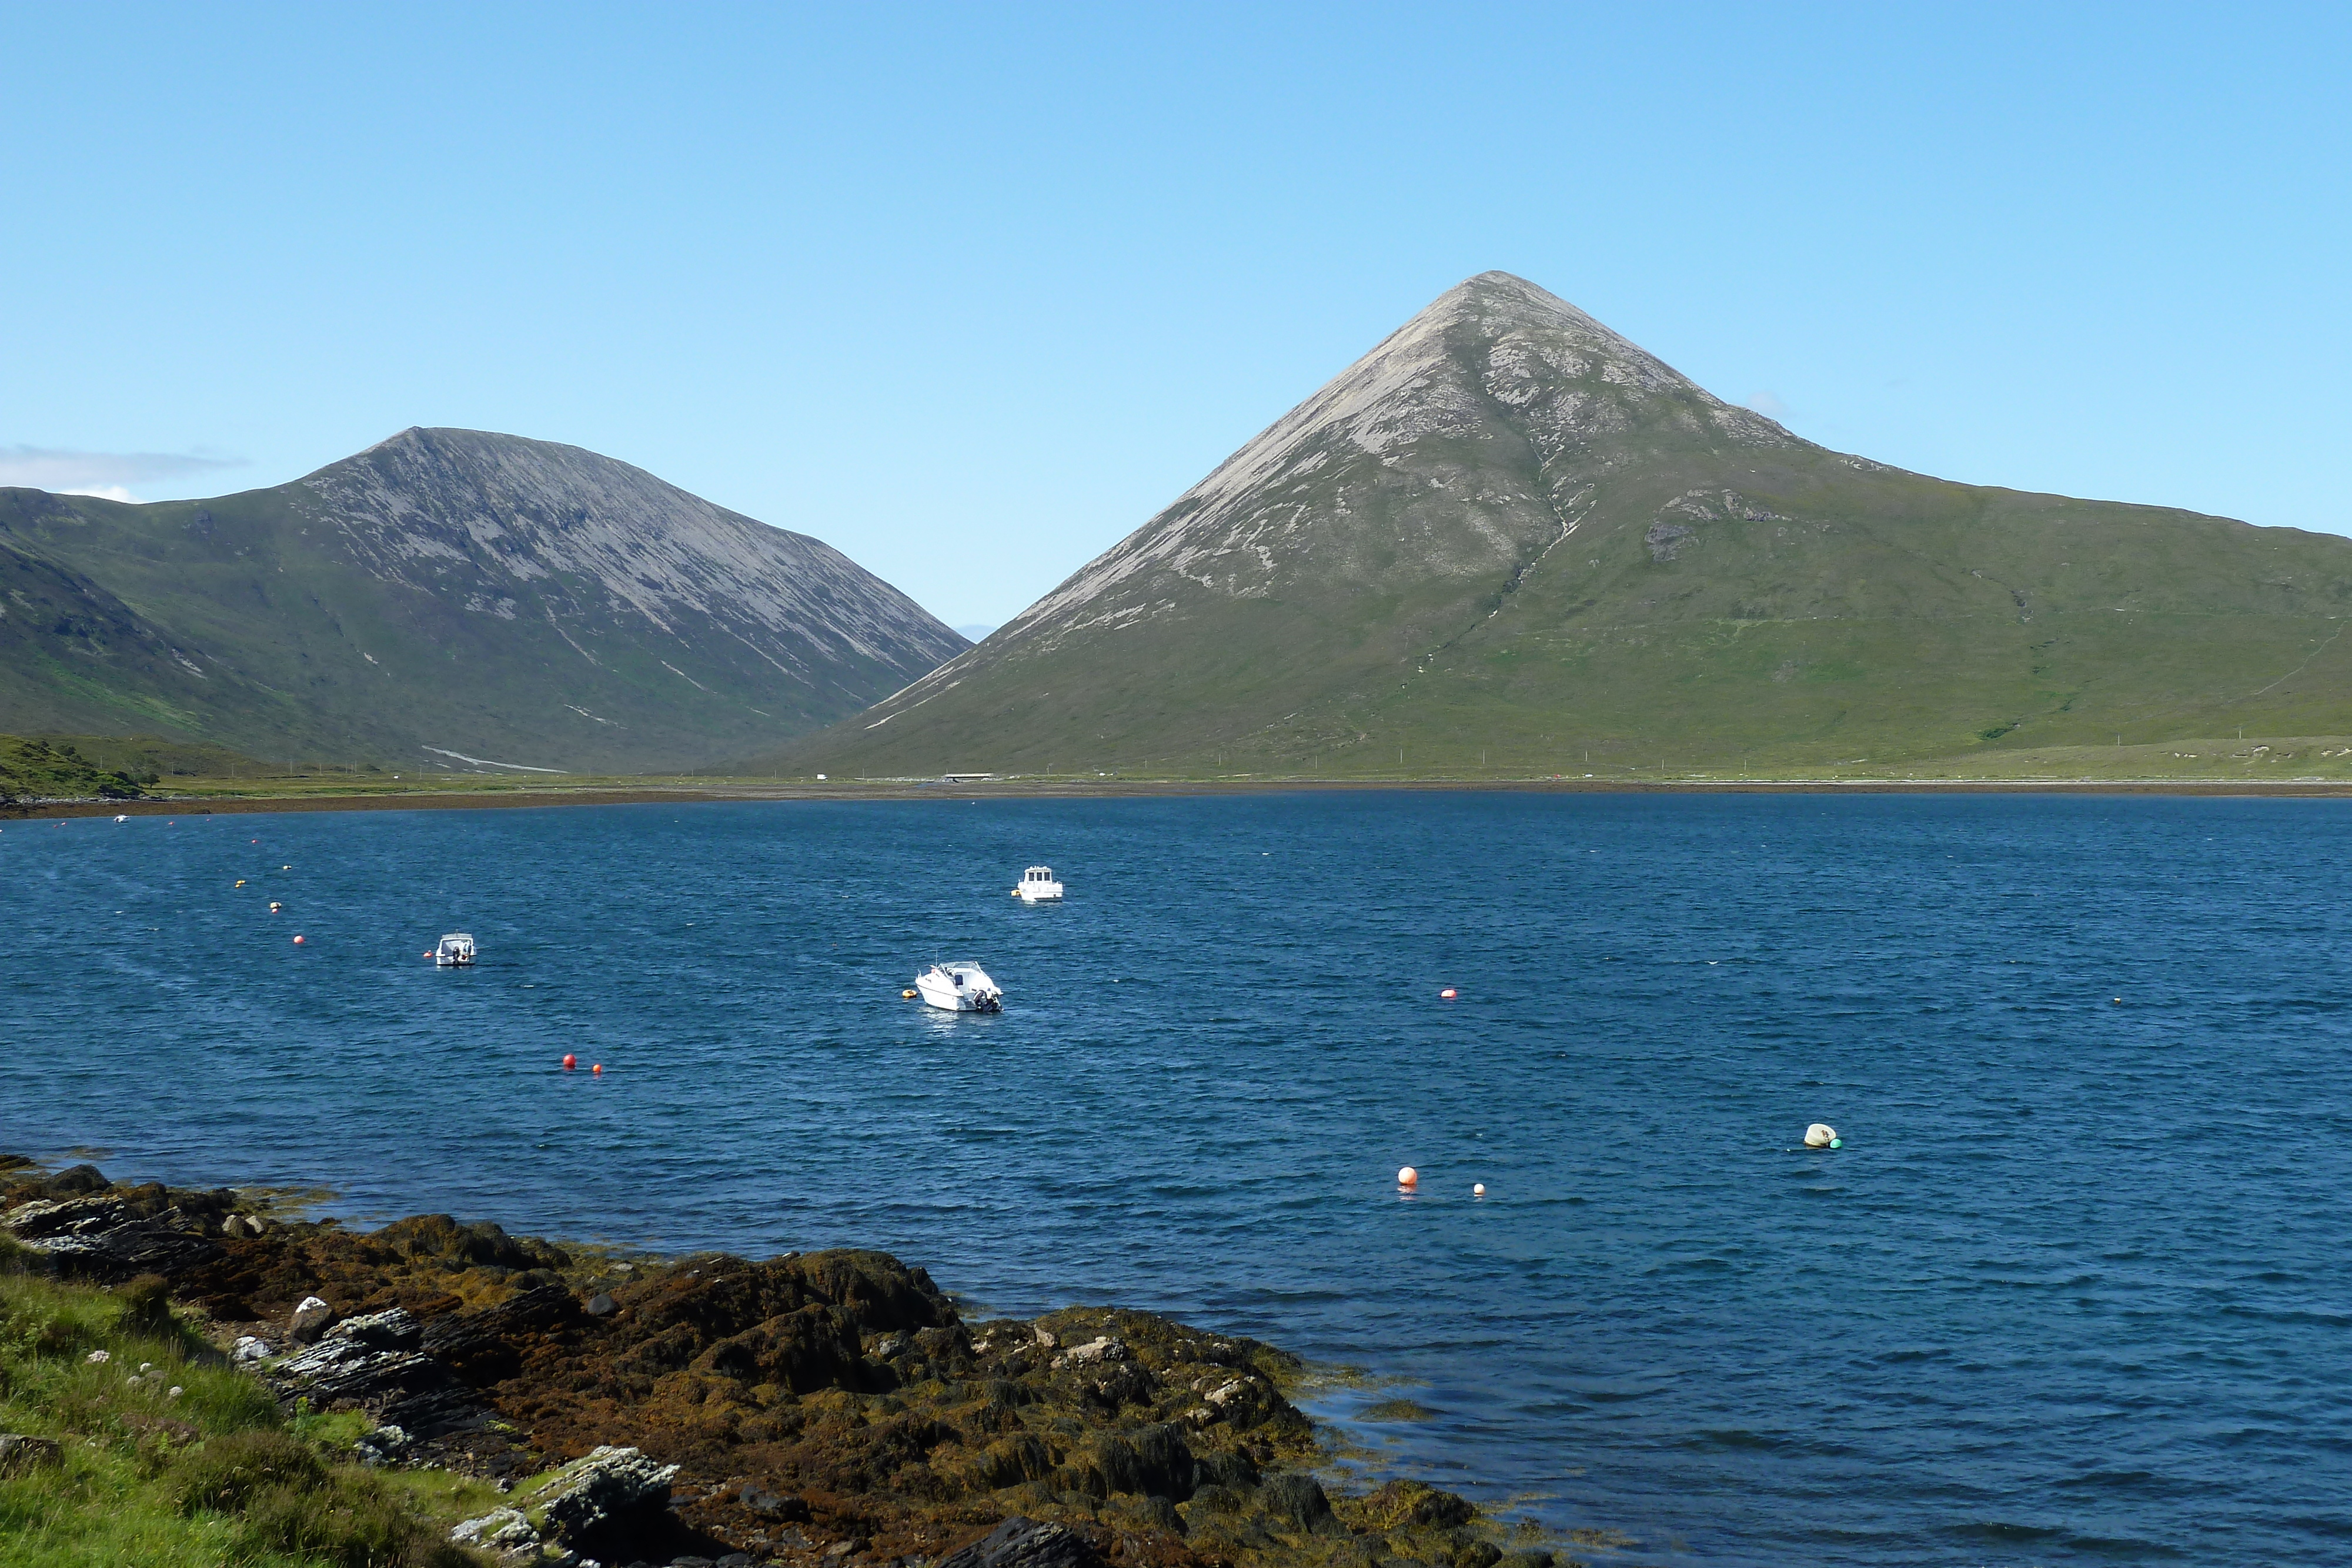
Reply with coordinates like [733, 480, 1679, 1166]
[27, 775, 2352, 818]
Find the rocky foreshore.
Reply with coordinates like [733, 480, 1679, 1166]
[0, 1155, 1563, 1568]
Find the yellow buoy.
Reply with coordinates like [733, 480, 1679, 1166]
[902, 988, 917, 999]
[235, 880, 245, 887]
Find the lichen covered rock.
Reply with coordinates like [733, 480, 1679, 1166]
[527, 1443, 680, 1540]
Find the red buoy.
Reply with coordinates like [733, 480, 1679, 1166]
[562, 1054, 577, 1070]
[1439, 988, 1458, 999]
[292, 935, 305, 944]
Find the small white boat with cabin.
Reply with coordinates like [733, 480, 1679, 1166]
[1011, 865, 1064, 902]
[915, 960, 1001, 1012]
[434, 932, 477, 968]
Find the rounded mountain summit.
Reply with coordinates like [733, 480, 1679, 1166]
[0, 427, 967, 771]
[753, 271, 2352, 778]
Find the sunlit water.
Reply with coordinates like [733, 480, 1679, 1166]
[4, 792, 2347, 1566]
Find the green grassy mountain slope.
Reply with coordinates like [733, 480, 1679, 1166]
[749, 272, 2352, 777]
[0, 735, 149, 803]
[0, 429, 966, 771]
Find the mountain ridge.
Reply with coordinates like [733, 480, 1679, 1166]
[993, 273, 1799, 663]
[0, 429, 964, 770]
[753, 271, 2352, 777]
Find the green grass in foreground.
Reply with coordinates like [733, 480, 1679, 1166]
[0, 1253, 493, 1567]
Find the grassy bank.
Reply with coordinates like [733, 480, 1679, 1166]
[0, 737, 150, 806]
[25, 730, 2352, 818]
[0, 1251, 495, 1567]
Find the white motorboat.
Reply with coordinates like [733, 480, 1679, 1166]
[1011, 865, 1064, 902]
[434, 932, 477, 968]
[915, 960, 1002, 1012]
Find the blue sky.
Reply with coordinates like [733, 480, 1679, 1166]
[4, 2, 2346, 628]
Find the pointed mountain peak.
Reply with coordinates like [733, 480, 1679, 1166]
[1383, 271, 1715, 402]
[1423, 269, 1608, 330]
[1140, 273, 1785, 545]
[760, 272, 2316, 784]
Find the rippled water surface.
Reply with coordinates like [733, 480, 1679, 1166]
[5, 792, 2349, 1565]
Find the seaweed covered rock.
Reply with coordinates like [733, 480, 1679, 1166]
[939, 1514, 1105, 1568]
[1351, 1477, 1479, 1531]
[0, 1154, 1541, 1568]
[1262, 1473, 1338, 1532]
[422, 1282, 583, 1385]
[370, 1213, 571, 1275]
[35, 1162, 109, 1196]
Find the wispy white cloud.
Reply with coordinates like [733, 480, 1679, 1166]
[1744, 390, 1791, 419]
[0, 444, 246, 501]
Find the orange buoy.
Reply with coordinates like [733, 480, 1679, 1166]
[591, 1063, 603, 1075]
[292, 935, 305, 944]
[1439, 988, 1458, 999]
[1397, 1165, 1419, 1188]
[562, 1054, 577, 1070]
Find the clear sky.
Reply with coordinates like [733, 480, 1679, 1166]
[4, 2, 2346, 630]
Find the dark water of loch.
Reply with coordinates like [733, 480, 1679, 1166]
[5, 792, 2348, 1566]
